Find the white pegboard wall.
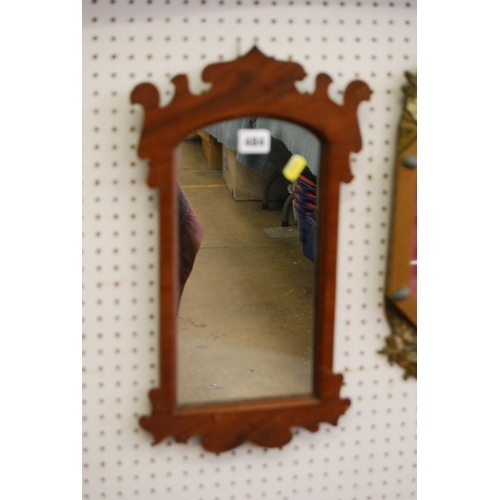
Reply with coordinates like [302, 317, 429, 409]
[83, 1, 416, 499]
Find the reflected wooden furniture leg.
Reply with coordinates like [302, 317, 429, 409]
[281, 191, 294, 227]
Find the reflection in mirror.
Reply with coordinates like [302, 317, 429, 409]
[176, 118, 321, 406]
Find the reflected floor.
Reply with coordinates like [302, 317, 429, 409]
[177, 139, 315, 406]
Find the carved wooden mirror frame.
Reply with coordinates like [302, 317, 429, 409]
[131, 47, 372, 452]
[380, 72, 417, 379]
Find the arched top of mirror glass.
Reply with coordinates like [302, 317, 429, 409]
[131, 47, 371, 452]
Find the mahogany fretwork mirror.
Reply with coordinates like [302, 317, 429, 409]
[131, 47, 371, 452]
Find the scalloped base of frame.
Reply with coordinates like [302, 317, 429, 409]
[140, 374, 350, 453]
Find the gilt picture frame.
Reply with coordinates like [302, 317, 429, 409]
[381, 72, 417, 379]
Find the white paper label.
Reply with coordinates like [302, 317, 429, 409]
[237, 129, 271, 154]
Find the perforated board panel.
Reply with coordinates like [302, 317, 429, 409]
[82, 1, 417, 498]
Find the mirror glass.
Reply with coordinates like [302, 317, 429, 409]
[176, 118, 321, 406]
